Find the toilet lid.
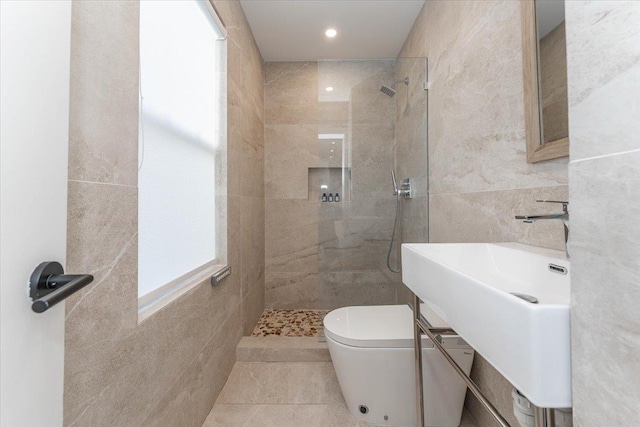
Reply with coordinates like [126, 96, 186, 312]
[323, 304, 457, 349]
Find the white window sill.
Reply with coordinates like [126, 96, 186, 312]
[138, 263, 228, 323]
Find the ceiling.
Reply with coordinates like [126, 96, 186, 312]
[239, 0, 426, 62]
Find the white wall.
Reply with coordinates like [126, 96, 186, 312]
[0, 2, 72, 425]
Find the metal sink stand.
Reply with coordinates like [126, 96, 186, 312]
[411, 293, 555, 427]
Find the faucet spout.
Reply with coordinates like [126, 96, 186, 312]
[515, 201, 570, 258]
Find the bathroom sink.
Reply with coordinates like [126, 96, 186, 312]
[401, 243, 571, 408]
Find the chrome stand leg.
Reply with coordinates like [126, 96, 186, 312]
[413, 294, 425, 427]
[533, 406, 555, 427]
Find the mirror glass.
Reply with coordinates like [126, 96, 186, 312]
[535, 0, 569, 144]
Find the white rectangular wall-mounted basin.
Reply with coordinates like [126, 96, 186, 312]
[402, 243, 571, 408]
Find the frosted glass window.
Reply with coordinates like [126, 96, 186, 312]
[138, 0, 226, 301]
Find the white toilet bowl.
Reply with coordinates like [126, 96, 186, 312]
[324, 304, 474, 427]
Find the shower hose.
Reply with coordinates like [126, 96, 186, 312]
[386, 191, 402, 273]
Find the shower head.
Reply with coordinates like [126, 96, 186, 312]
[380, 77, 409, 97]
[380, 85, 396, 97]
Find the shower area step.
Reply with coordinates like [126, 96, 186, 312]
[238, 309, 331, 362]
[236, 336, 330, 362]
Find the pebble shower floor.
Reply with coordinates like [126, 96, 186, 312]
[251, 309, 329, 337]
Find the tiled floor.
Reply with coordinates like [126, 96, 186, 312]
[205, 310, 478, 426]
[203, 360, 479, 426]
[251, 309, 329, 337]
[203, 361, 358, 426]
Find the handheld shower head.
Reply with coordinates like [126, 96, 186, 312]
[391, 170, 398, 195]
[380, 77, 409, 97]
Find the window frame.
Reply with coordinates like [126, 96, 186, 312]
[137, 0, 228, 322]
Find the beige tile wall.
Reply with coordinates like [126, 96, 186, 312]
[63, 1, 264, 425]
[566, 1, 640, 425]
[398, 1, 569, 425]
[264, 60, 401, 310]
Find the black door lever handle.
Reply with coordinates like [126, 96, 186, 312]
[29, 262, 94, 313]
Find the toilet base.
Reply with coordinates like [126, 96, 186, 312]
[327, 335, 473, 427]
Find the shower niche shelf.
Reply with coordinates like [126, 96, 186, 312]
[308, 167, 350, 202]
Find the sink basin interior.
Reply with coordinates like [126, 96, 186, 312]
[407, 243, 569, 305]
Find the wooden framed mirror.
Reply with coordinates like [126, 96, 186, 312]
[521, 0, 570, 163]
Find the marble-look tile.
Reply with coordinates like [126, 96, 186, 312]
[459, 408, 480, 427]
[570, 151, 640, 425]
[425, 0, 568, 196]
[395, 282, 414, 306]
[216, 362, 343, 405]
[401, 197, 428, 245]
[265, 199, 319, 273]
[394, 56, 428, 123]
[350, 125, 396, 200]
[228, 71, 265, 199]
[265, 124, 318, 199]
[350, 77, 396, 129]
[396, 1, 573, 423]
[429, 186, 569, 253]
[68, 1, 139, 186]
[65, 0, 264, 424]
[214, 0, 264, 123]
[65, 181, 138, 329]
[204, 403, 359, 427]
[317, 271, 396, 310]
[242, 283, 266, 336]
[265, 62, 318, 125]
[237, 337, 331, 362]
[464, 355, 520, 427]
[141, 308, 242, 427]
[319, 216, 394, 251]
[238, 107, 265, 199]
[398, 2, 427, 59]
[227, 79, 244, 198]
[319, 241, 390, 273]
[266, 271, 318, 309]
[241, 196, 265, 296]
[227, 196, 242, 278]
[566, 1, 640, 160]
[319, 101, 349, 127]
[318, 60, 395, 106]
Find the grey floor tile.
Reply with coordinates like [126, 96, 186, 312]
[215, 362, 343, 405]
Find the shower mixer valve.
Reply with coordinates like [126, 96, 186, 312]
[391, 170, 413, 199]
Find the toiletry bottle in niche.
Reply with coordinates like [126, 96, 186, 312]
[322, 193, 328, 202]
[328, 193, 334, 202]
[335, 193, 340, 202]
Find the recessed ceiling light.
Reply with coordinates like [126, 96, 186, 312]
[330, 149, 334, 153]
[331, 141, 335, 145]
[325, 28, 337, 38]
[325, 86, 334, 92]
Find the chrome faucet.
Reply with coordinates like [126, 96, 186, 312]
[515, 200, 570, 258]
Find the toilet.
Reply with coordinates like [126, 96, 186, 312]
[324, 304, 474, 427]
